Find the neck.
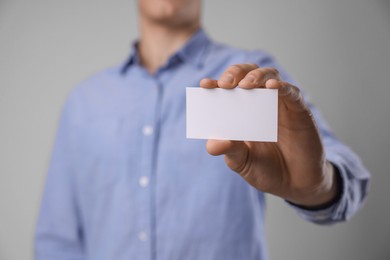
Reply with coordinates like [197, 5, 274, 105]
[138, 18, 200, 74]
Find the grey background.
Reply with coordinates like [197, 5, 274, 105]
[0, 0, 389, 259]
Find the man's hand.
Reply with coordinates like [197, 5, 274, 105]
[200, 64, 338, 208]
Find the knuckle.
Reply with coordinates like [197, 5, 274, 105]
[291, 86, 303, 101]
[270, 68, 279, 75]
[251, 68, 266, 78]
[228, 64, 242, 74]
[248, 63, 259, 69]
[291, 85, 301, 93]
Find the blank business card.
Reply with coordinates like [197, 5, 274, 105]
[186, 87, 278, 142]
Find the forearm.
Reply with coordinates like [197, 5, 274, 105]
[288, 104, 370, 224]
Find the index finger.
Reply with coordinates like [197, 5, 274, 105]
[218, 64, 259, 89]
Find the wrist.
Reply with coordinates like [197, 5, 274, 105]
[287, 161, 342, 209]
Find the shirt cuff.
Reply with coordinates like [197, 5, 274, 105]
[286, 156, 348, 224]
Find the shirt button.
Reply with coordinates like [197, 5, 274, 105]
[138, 231, 148, 242]
[142, 125, 154, 136]
[139, 176, 149, 187]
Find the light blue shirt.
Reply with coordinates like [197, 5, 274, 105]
[35, 29, 370, 260]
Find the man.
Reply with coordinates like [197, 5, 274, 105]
[35, 0, 370, 259]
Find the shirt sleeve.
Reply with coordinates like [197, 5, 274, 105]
[35, 91, 85, 259]
[254, 51, 371, 224]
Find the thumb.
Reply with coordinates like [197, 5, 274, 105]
[206, 139, 249, 173]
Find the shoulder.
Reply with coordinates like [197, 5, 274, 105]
[205, 40, 277, 67]
[71, 66, 123, 98]
[62, 66, 124, 120]
[205, 40, 294, 82]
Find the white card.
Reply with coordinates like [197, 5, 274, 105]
[186, 87, 278, 142]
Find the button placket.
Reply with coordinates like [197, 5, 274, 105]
[136, 77, 162, 252]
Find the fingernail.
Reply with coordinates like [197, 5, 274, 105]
[221, 73, 234, 84]
[241, 75, 256, 84]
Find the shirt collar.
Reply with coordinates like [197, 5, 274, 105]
[121, 28, 211, 75]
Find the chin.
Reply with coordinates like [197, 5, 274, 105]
[139, 0, 200, 27]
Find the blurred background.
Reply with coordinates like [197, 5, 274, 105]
[1, 0, 389, 259]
